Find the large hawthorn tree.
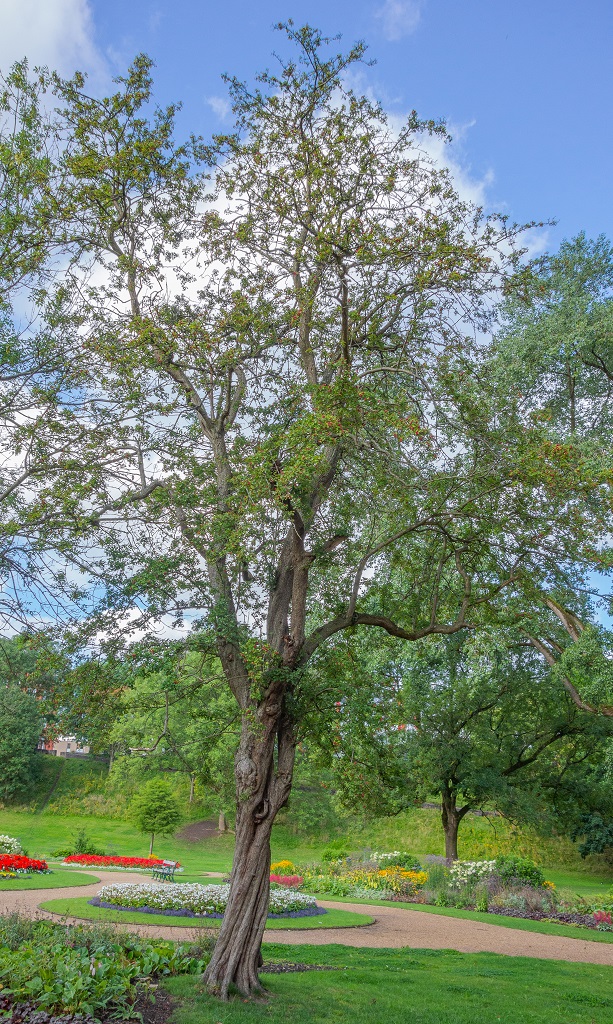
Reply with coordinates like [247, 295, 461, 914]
[37, 26, 610, 997]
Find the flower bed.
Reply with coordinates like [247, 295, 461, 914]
[0, 855, 48, 874]
[62, 854, 178, 870]
[270, 873, 303, 887]
[91, 882, 323, 919]
[302, 867, 427, 899]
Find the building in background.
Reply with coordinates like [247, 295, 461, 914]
[38, 735, 90, 757]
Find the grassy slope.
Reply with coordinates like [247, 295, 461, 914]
[0, 869, 99, 890]
[1, 804, 612, 890]
[164, 944, 613, 1024]
[39, 897, 373, 930]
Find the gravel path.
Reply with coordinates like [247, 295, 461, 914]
[2, 871, 612, 968]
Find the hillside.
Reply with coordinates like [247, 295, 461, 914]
[2, 754, 612, 878]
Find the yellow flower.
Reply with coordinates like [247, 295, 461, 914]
[270, 860, 296, 874]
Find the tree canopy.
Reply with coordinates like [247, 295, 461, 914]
[0, 22, 611, 999]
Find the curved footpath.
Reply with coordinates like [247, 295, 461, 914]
[1, 871, 612, 967]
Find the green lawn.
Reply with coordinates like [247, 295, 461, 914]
[0, 869, 98, 890]
[545, 867, 612, 900]
[164, 943, 613, 1024]
[0, 808, 322, 873]
[39, 896, 373, 930]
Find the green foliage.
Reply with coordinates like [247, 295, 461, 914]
[321, 839, 351, 862]
[0, 914, 208, 1018]
[317, 631, 613, 860]
[0, 683, 42, 801]
[474, 885, 489, 913]
[495, 856, 545, 888]
[130, 778, 182, 854]
[573, 813, 613, 859]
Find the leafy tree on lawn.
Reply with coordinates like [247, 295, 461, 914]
[0, 680, 42, 800]
[491, 234, 613, 716]
[320, 631, 613, 860]
[131, 777, 183, 856]
[33, 28, 610, 996]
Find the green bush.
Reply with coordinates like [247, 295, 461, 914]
[0, 914, 209, 1018]
[475, 885, 489, 913]
[321, 840, 350, 862]
[495, 855, 545, 888]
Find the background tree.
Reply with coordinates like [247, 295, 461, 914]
[40, 27, 612, 997]
[130, 777, 182, 856]
[321, 632, 613, 860]
[0, 682, 42, 800]
[107, 649, 238, 808]
[491, 234, 613, 716]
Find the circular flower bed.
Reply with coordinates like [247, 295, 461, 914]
[90, 882, 325, 919]
[0, 855, 48, 874]
[63, 854, 178, 870]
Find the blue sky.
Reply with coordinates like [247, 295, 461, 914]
[2, 0, 613, 249]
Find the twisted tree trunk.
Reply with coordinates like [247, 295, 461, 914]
[203, 707, 295, 998]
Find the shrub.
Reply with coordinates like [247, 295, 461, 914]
[448, 860, 496, 888]
[425, 863, 449, 890]
[495, 855, 545, 889]
[0, 836, 22, 855]
[475, 885, 489, 912]
[370, 851, 422, 870]
[321, 840, 350, 862]
[0, 914, 206, 1018]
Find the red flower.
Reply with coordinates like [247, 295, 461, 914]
[269, 873, 303, 887]
[62, 854, 179, 869]
[0, 854, 48, 872]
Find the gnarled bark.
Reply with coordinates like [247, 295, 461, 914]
[203, 709, 295, 998]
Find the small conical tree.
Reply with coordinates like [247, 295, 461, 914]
[131, 778, 182, 856]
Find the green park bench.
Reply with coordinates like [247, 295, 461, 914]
[151, 860, 178, 882]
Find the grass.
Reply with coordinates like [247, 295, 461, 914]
[0, 869, 99, 889]
[163, 943, 613, 1024]
[39, 896, 373, 930]
[307, 893, 613, 944]
[0, 808, 324, 873]
[545, 867, 612, 899]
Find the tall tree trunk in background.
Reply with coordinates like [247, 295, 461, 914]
[189, 774, 195, 803]
[441, 789, 469, 862]
[149, 833, 155, 857]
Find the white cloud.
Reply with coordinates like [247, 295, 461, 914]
[206, 95, 231, 122]
[0, 0, 106, 80]
[375, 0, 423, 42]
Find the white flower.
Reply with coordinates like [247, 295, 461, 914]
[96, 882, 318, 916]
[0, 835, 22, 855]
[448, 860, 496, 888]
